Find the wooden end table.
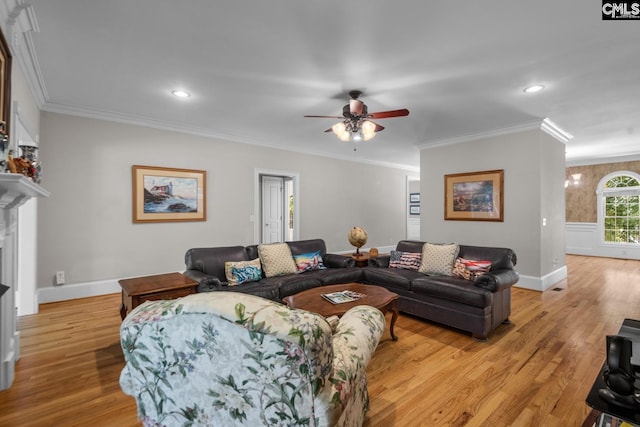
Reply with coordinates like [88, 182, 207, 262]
[350, 251, 370, 267]
[283, 283, 399, 340]
[118, 272, 198, 320]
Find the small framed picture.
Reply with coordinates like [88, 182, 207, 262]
[409, 193, 420, 203]
[410, 205, 420, 215]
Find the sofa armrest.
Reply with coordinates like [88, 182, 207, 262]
[474, 269, 519, 292]
[368, 254, 390, 268]
[324, 253, 356, 268]
[183, 269, 227, 291]
[329, 306, 385, 403]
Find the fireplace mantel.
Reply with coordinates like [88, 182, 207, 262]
[0, 173, 50, 209]
[0, 173, 49, 391]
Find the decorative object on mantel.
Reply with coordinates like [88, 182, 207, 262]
[0, 122, 8, 173]
[348, 226, 368, 256]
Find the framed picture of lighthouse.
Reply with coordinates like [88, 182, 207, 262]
[132, 165, 207, 223]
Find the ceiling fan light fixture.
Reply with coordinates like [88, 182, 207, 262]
[361, 120, 376, 141]
[338, 131, 350, 142]
[332, 122, 346, 136]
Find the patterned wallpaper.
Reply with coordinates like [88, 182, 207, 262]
[566, 160, 640, 222]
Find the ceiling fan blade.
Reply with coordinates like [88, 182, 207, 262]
[371, 122, 385, 132]
[368, 109, 410, 119]
[304, 115, 344, 119]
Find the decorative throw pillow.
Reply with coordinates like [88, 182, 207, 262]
[258, 243, 298, 278]
[389, 250, 422, 271]
[418, 243, 460, 276]
[293, 251, 327, 272]
[452, 257, 492, 281]
[224, 258, 262, 285]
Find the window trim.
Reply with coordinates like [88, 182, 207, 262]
[596, 170, 640, 246]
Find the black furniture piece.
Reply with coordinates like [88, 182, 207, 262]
[586, 318, 640, 425]
[184, 239, 360, 301]
[184, 238, 519, 340]
[363, 240, 519, 340]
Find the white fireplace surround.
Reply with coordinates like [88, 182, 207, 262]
[0, 173, 49, 391]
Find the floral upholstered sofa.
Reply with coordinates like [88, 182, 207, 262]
[120, 292, 385, 427]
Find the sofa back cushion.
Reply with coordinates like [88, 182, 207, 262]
[185, 246, 249, 281]
[396, 240, 518, 270]
[287, 239, 327, 258]
[396, 240, 425, 254]
[458, 245, 517, 270]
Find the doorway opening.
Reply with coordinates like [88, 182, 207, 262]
[254, 169, 299, 244]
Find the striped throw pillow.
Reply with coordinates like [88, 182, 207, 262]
[389, 250, 422, 271]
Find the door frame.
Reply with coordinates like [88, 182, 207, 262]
[253, 168, 300, 244]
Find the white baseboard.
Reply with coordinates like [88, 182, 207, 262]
[37, 279, 121, 305]
[516, 265, 568, 292]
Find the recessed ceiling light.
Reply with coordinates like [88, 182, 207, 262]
[171, 90, 191, 98]
[523, 85, 545, 94]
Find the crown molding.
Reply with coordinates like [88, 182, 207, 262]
[0, 0, 47, 107]
[418, 117, 573, 150]
[566, 153, 640, 167]
[541, 118, 573, 143]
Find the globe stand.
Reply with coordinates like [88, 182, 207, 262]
[353, 247, 362, 257]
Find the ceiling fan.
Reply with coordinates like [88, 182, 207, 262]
[304, 90, 409, 142]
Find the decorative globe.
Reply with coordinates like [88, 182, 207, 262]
[348, 226, 368, 255]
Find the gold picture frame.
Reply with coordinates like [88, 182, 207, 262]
[444, 169, 504, 221]
[132, 165, 206, 223]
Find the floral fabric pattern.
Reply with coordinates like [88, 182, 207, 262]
[120, 292, 384, 427]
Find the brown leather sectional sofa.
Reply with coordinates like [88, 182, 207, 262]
[184, 238, 519, 340]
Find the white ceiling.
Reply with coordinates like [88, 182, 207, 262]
[9, 0, 640, 169]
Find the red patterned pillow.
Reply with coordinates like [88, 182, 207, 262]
[452, 257, 492, 280]
[389, 250, 422, 271]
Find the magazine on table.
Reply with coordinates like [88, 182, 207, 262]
[321, 290, 367, 304]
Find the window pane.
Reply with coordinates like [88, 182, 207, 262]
[602, 174, 640, 245]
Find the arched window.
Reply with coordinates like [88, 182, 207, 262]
[597, 171, 640, 244]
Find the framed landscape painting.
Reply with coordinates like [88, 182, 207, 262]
[444, 169, 503, 221]
[132, 165, 206, 223]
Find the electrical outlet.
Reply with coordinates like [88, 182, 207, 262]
[55, 271, 65, 285]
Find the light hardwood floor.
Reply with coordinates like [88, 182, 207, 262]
[0, 255, 638, 426]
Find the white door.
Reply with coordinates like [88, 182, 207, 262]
[262, 176, 284, 243]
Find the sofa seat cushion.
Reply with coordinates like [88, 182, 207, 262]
[411, 276, 493, 309]
[313, 268, 364, 285]
[218, 281, 280, 301]
[261, 275, 323, 299]
[362, 267, 423, 291]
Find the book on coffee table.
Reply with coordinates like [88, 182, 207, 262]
[321, 290, 366, 304]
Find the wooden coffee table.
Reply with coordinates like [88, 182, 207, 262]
[283, 283, 399, 340]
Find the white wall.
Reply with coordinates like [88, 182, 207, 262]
[420, 127, 567, 290]
[566, 222, 640, 259]
[36, 112, 414, 292]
